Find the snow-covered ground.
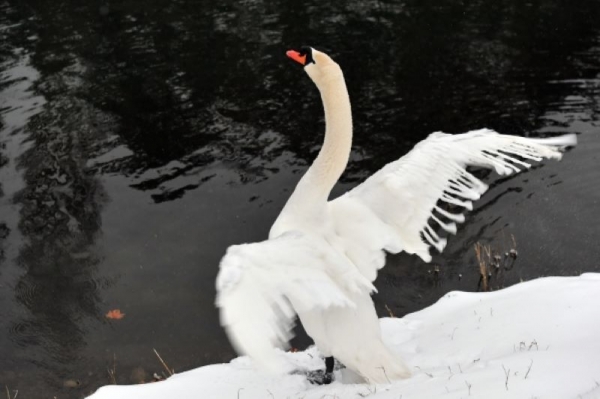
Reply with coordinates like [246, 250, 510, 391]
[88, 274, 600, 399]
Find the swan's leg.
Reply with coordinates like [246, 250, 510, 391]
[322, 356, 334, 384]
[325, 356, 334, 373]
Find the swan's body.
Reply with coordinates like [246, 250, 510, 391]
[216, 48, 577, 384]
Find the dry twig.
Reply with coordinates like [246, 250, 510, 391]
[107, 353, 117, 384]
[415, 366, 433, 378]
[377, 366, 391, 384]
[502, 364, 510, 390]
[451, 327, 458, 340]
[153, 348, 174, 376]
[525, 360, 534, 379]
[474, 243, 491, 291]
[384, 304, 396, 318]
[465, 380, 472, 396]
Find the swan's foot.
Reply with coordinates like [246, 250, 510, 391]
[306, 369, 333, 385]
[306, 356, 335, 385]
[292, 356, 342, 385]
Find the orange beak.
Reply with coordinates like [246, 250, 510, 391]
[286, 50, 306, 65]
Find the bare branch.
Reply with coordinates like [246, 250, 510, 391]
[415, 366, 433, 378]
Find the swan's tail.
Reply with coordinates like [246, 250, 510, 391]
[347, 339, 411, 384]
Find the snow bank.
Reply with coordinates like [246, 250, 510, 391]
[88, 274, 600, 399]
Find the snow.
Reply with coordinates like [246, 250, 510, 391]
[88, 273, 600, 399]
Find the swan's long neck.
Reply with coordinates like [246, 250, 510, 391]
[270, 63, 351, 237]
[294, 69, 353, 205]
[313, 74, 353, 192]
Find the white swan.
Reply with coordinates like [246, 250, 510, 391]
[215, 47, 577, 384]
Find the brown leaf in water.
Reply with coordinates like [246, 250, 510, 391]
[106, 309, 126, 320]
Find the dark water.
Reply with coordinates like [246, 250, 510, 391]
[1, 0, 599, 397]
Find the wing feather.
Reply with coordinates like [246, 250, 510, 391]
[331, 129, 576, 266]
[215, 231, 374, 372]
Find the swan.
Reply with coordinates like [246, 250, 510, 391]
[215, 47, 577, 384]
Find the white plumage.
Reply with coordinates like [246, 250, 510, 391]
[215, 47, 576, 384]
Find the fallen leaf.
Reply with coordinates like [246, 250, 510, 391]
[106, 309, 126, 320]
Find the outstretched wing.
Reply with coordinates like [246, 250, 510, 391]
[330, 129, 577, 269]
[215, 231, 374, 372]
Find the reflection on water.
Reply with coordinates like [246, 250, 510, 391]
[1, 0, 599, 397]
[1, 4, 113, 393]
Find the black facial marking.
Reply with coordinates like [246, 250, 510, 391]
[299, 46, 315, 64]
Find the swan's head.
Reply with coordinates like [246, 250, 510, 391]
[286, 46, 342, 86]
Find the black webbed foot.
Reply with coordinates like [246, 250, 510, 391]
[291, 356, 340, 385]
[306, 369, 334, 385]
[308, 356, 335, 385]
